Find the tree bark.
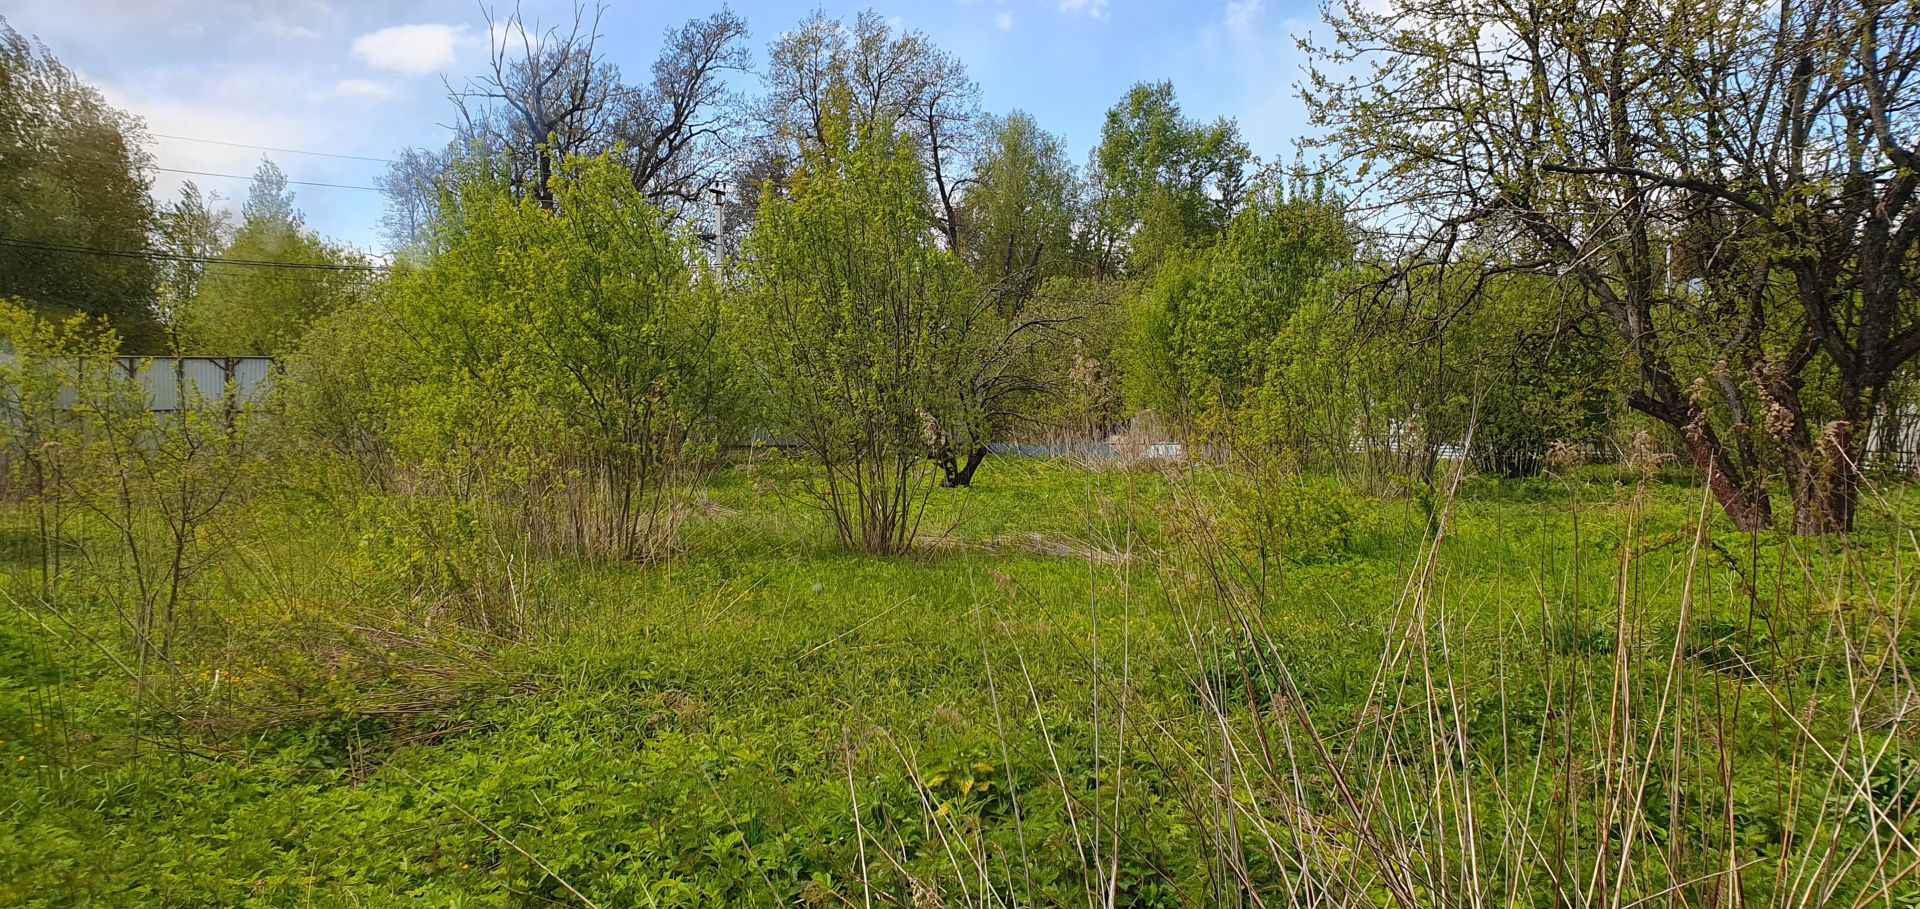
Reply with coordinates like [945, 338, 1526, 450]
[939, 446, 989, 487]
[1795, 384, 1868, 536]
[1633, 393, 1773, 533]
[1680, 421, 1773, 533]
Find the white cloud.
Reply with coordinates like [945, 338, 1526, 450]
[6, 3, 442, 251]
[1226, 0, 1266, 31]
[995, 11, 1014, 30]
[488, 20, 530, 54]
[327, 78, 392, 101]
[352, 23, 461, 76]
[1059, 0, 1110, 20]
[251, 20, 323, 41]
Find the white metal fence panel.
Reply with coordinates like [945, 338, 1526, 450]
[1867, 402, 1920, 472]
[230, 358, 273, 399]
[110, 357, 276, 412]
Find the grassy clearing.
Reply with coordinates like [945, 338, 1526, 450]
[3, 456, 1918, 907]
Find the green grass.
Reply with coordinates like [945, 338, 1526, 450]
[3, 455, 1917, 907]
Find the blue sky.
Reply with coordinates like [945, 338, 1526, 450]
[7, 0, 1328, 252]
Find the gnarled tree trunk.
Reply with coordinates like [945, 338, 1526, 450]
[938, 446, 989, 488]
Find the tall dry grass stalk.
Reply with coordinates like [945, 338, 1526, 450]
[866, 451, 1920, 908]
[1135, 459, 1920, 909]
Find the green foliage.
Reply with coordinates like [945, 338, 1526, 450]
[740, 100, 975, 550]
[0, 300, 127, 460]
[1357, 267, 1622, 480]
[270, 296, 402, 482]
[1461, 279, 1621, 476]
[0, 299, 254, 668]
[1243, 297, 1375, 461]
[6, 450, 1919, 907]
[1024, 276, 1130, 438]
[1121, 185, 1350, 434]
[174, 161, 364, 356]
[152, 183, 230, 333]
[0, 22, 162, 350]
[1220, 471, 1359, 565]
[959, 112, 1079, 298]
[1233, 261, 1623, 485]
[314, 151, 740, 559]
[1092, 81, 1251, 273]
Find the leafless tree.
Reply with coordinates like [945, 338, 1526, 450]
[751, 11, 981, 246]
[608, 9, 752, 209]
[900, 42, 979, 249]
[452, 3, 620, 209]
[447, 4, 752, 221]
[375, 145, 457, 252]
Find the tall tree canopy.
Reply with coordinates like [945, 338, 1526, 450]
[1124, 185, 1351, 428]
[1305, 0, 1920, 533]
[1090, 81, 1252, 274]
[152, 182, 229, 335]
[745, 10, 981, 246]
[959, 113, 1080, 300]
[0, 18, 162, 349]
[445, 6, 751, 216]
[174, 161, 361, 356]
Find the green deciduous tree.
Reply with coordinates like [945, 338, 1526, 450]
[1122, 185, 1350, 434]
[1090, 81, 1251, 274]
[0, 19, 162, 350]
[741, 102, 977, 550]
[174, 161, 364, 356]
[959, 113, 1079, 301]
[1305, 0, 1920, 533]
[363, 152, 739, 560]
[152, 182, 229, 339]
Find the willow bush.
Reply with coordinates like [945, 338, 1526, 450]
[738, 102, 979, 553]
[0, 300, 253, 691]
[286, 154, 742, 564]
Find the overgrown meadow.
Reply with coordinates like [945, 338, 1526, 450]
[6, 435, 1920, 907]
[6, 1, 1920, 905]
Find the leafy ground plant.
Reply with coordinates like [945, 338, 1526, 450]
[2, 452, 1917, 907]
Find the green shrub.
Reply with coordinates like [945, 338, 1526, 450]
[1221, 472, 1358, 565]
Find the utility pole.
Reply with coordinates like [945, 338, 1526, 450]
[699, 184, 727, 267]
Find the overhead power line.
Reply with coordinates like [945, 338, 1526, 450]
[0, 236, 384, 272]
[152, 133, 395, 164]
[154, 166, 382, 192]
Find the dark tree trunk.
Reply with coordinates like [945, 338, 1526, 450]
[939, 446, 990, 488]
[1780, 429, 1855, 536]
[1791, 384, 1868, 536]
[1680, 421, 1773, 533]
[535, 150, 556, 210]
[1758, 360, 1866, 536]
[1632, 392, 1773, 533]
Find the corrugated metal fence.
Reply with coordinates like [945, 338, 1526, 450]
[1867, 402, 1920, 473]
[106, 357, 275, 412]
[3, 354, 275, 412]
